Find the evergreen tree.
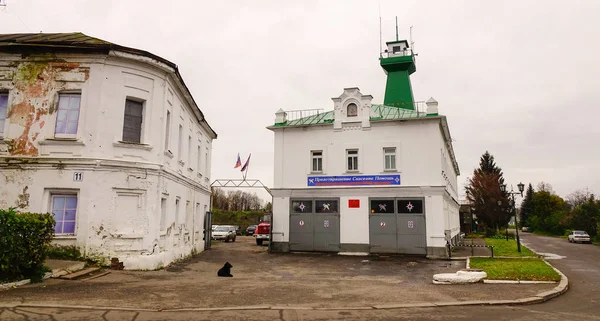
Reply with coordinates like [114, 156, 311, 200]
[520, 183, 534, 226]
[478, 151, 503, 176]
[466, 151, 510, 233]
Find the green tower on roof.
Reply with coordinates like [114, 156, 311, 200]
[380, 29, 416, 110]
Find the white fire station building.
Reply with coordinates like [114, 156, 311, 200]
[267, 39, 460, 257]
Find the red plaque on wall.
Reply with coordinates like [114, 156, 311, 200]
[348, 199, 360, 208]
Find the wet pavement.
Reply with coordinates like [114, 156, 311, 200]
[0, 236, 555, 312]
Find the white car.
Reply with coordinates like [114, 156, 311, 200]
[568, 230, 591, 243]
[212, 225, 236, 242]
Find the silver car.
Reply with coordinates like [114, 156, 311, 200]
[212, 225, 236, 242]
[568, 230, 591, 243]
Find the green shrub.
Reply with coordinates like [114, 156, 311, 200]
[564, 229, 572, 237]
[47, 244, 82, 261]
[0, 208, 55, 283]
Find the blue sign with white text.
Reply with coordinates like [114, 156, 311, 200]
[307, 174, 401, 187]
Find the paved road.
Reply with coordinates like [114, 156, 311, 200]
[1, 233, 598, 320]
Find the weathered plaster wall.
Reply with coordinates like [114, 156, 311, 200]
[2, 60, 89, 156]
[0, 53, 214, 270]
[0, 162, 210, 270]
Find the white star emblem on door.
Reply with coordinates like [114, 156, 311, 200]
[406, 202, 414, 212]
[298, 203, 306, 211]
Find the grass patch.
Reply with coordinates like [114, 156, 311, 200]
[470, 257, 561, 281]
[484, 238, 536, 257]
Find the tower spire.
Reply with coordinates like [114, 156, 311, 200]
[379, 22, 416, 110]
[395, 16, 398, 41]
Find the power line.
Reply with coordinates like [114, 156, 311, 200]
[3, 2, 32, 32]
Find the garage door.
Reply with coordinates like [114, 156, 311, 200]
[289, 199, 340, 252]
[369, 198, 426, 255]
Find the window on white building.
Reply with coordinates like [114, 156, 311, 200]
[175, 198, 180, 225]
[177, 125, 183, 161]
[197, 145, 202, 172]
[122, 99, 143, 143]
[347, 103, 358, 117]
[347, 149, 358, 172]
[188, 135, 192, 166]
[311, 150, 323, 173]
[55, 93, 81, 136]
[51, 194, 78, 234]
[384, 147, 396, 171]
[205, 145, 209, 176]
[164, 110, 171, 150]
[0, 92, 8, 136]
[160, 198, 167, 231]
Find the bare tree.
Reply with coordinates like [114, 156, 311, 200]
[536, 182, 554, 194]
[566, 188, 593, 209]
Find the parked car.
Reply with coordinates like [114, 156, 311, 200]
[568, 230, 591, 243]
[246, 225, 257, 235]
[521, 226, 529, 232]
[212, 225, 236, 242]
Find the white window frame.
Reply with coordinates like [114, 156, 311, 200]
[164, 110, 171, 151]
[0, 91, 9, 138]
[175, 197, 181, 230]
[54, 92, 82, 139]
[50, 193, 79, 235]
[347, 103, 358, 117]
[177, 124, 183, 162]
[160, 197, 167, 232]
[346, 149, 359, 172]
[383, 147, 397, 171]
[187, 135, 192, 168]
[122, 98, 145, 144]
[311, 150, 323, 173]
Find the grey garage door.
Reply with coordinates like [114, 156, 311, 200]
[369, 198, 427, 255]
[290, 199, 340, 252]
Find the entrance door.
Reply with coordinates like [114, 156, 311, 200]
[289, 199, 340, 252]
[204, 211, 212, 250]
[289, 199, 314, 251]
[369, 199, 397, 253]
[314, 199, 340, 252]
[396, 199, 427, 255]
[369, 198, 427, 254]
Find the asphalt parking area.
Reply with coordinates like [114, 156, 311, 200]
[0, 236, 556, 310]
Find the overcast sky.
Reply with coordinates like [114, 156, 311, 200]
[2, 0, 599, 203]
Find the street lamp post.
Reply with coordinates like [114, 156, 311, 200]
[501, 182, 525, 252]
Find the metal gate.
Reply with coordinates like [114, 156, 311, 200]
[204, 211, 212, 250]
[290, 199, 340, 252]
[369, 198, 426, 255]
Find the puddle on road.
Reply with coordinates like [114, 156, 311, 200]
[538, 253, 567, 260]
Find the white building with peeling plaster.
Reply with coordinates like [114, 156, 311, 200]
[0, 33, 216, 269]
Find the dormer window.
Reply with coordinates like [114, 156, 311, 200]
[347, 103, 358, 117]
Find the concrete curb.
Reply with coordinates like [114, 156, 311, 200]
[465, 243, 569, 301]
[0, 279, 31, 291]
[51, 262, 86, 278]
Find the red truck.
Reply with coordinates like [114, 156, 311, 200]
[253, 212, 271, 246]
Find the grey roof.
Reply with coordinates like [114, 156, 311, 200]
[0, 33, 112, 44]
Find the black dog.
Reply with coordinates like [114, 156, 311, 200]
[217, 262, 233, 277]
